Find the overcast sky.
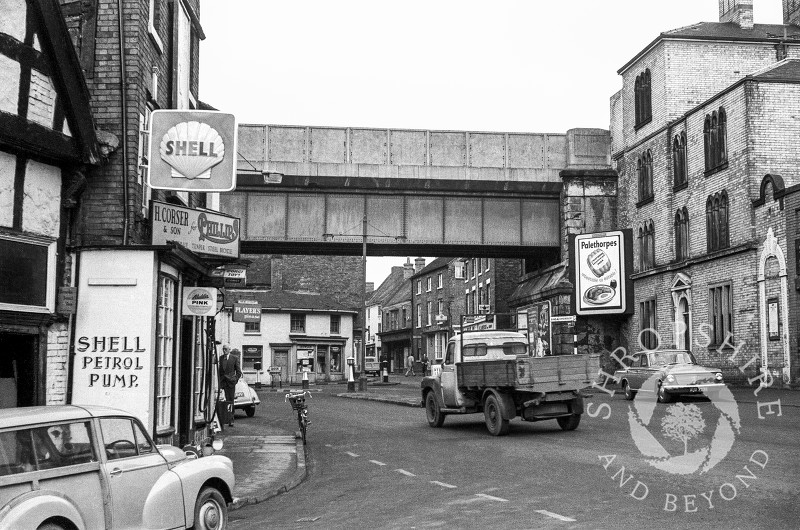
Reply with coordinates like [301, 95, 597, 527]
[200, 1, 784, 285]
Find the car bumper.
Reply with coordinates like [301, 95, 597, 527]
[662, 382, 725, 394]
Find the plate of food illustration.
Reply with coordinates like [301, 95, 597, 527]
[583, 284, 615, 305]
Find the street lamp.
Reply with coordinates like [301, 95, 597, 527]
[323, 216, 406, 393]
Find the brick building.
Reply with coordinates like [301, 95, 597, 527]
[366, 260, 414, 373]
[610, 0, 800, 385]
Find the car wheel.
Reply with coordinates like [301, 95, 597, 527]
[425, 391, 445, 428]
[484, 394, 510, 436]
[556, 414, 581, 431]
[622, 381, 636, 400]
[245, 405, 256, 417]
[193, 486, 227, 530]
[657, 383, 672, 403]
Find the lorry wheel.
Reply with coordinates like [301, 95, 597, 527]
[425, 392, 445, 427]
[484, 394, 510, 436]
[557, 414, 581, 431]
[622, 381, 636, 400]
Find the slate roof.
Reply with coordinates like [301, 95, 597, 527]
[620, 21, 800, 73]
[226, 289, 356, 313]
[384, 281, 412, 308]
[367, 266, 407, 306]
[749, 58, 800, 80]
[508, 263, 569, 306]
[411, 257, 452, 279]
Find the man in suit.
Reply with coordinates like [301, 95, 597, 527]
[219, 344, 242, 427]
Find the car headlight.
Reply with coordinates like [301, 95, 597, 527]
[666, 374, 675, 383]
[715, 373, 724, 382]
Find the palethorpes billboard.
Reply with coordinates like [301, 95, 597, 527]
[148, 110, 237, 192]
[151, 200, 240, 258]
[570, 230, 633, 316]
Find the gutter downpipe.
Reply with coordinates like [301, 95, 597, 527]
[117, 0, 130, 245]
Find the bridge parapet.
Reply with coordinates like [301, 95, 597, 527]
[237, 124, 610, 182]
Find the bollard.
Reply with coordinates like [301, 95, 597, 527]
[302, 369, 309, 389]
[382, 365, 389, 383]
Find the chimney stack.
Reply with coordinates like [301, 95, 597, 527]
[403, 259, 415, 279]
[720, 0, 753, 29]
[784, 0, 800, 25]
[414, 257, 426, 273]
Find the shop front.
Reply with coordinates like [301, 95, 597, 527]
[378, 328, 412, 374]
[293, 341, 346, 383]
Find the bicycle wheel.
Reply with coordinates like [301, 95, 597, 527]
[299, 413, 307, 444]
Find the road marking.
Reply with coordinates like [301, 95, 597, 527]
[325, 444, 333, 447]
[395, 469, 416, 477]
[430, 480, 457, 489]
[535, 510, 576, 522]
[369, 460, 386, 466]
[475, 493, 509, 502]
[345, 451, 359, 457]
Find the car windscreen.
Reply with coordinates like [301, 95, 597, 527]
[656, 352, 695, 365]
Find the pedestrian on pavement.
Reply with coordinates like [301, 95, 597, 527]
[219, 344, 242, 427]
[422, 355, 429, 376]
[405, 353, 415, 376]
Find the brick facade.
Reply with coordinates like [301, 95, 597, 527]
[612, 11, 800, 385]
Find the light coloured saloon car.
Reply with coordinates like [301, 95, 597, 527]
[0, 405, 234, 530]
[613, 349, 726, 403]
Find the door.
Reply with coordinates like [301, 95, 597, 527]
[274, 349, 289, 382]
[0, 333, 37, 407]
[100, 417, 181, 529]
[440, 342, 464, 407]
[677, 298, 690, 350]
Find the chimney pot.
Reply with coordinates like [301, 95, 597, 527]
[414, 257, 426, 273]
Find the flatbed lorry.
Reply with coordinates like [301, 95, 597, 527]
[421, 325, 599, 436]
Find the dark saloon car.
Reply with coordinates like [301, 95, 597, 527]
[613, 349, 725, 403]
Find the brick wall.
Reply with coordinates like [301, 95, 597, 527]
[46, 323, 70, 405]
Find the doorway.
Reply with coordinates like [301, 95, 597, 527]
[0, 332, 38, 408]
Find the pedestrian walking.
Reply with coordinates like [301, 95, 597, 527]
[422, 355, 429, 376]
[219, 344, 242, 426]
[405, 353, 415, 376]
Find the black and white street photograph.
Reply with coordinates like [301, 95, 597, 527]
[0, 0, 798, 528]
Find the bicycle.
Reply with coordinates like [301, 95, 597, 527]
[285, 390, 311, 444]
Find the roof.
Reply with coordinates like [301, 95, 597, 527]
[0, 405, 135, 429]
[749, 58, 800, 81]
[619, 22, 800, 74]
[227, 289, 356, 313]
[411, 257, 452, 278]
[367, 266, 408, 306]
[508, 263, 569, 306]
[383, 281, 412, 308]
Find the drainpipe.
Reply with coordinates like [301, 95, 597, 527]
[117, 0, 130, 245]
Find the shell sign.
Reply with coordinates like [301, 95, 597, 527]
[148, 110, 237, 192]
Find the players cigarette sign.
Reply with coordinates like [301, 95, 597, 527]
[570, 230, 633, 316]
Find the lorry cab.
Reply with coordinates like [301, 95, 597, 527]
[437, 331, 529, 408]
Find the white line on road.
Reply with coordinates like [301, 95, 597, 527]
[325, 444, 332, 447]
[475, 493, 509, 502]
[395, 469, 416, 477]
[345, 451, 359, 457]
[535, 510, 576, 522]
[369, 460, 386, 466]
[430, 481, 457, 489]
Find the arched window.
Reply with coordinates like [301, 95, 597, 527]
[638, 225, 645, 271]
[634, 69, 652, 128]
[704, 107, 728, 172]
[639, 220, 656, 270]
[638, 150, 653, 203]
[673, 132, 687, 187]
[706, 191, 730, 252]
[675, 207, 689, 261]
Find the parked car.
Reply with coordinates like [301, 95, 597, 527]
[0, 405, 234, 529]
[613, 349, 725, 403]
[218, 379, 261, 417]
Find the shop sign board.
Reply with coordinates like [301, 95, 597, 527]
[224, 267, 247, 288]
[232, 299, 261, 322]
[148, 110, 237, 192]
[569, 230, 634, 316]
[183, 287, 218, 317]
[151, 200, 240, 259]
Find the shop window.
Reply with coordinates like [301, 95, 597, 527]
[704, 107, 728, 173]
[706, 191, 730, 252]
[673, 132, 688, 189]
[330, 315, 341, 334]
[634, 69, 652, 128]
[244, 320, 260, 334]
[242, 345, 262, 371]
[709, 283, 733, 346]
[639, 298, 658, 350]
[674, 207, 689, 261]
[330, 346, 342, 373]
[155, 274, 175, 431]
[290, 314, 306, 333]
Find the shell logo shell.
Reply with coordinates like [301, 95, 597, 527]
[159, 121, 225, 180]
